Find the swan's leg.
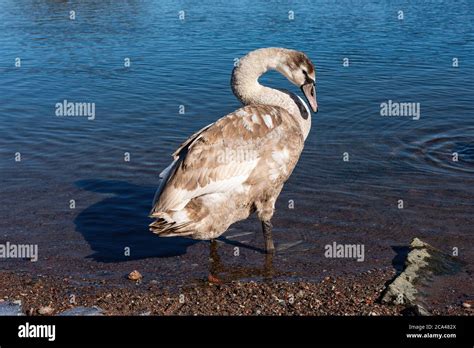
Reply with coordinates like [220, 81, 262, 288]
[256, 187, 282, 253]
[208, 239, 222, 284]
[210, 239, 221, 268]
[261, 220, 275, 253]
[263, 251, 274, 279]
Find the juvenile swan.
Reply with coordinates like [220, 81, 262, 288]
[150, 47, 317, 253]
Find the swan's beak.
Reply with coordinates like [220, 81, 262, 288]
[301, 83, 318, 113]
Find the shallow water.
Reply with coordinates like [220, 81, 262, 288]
[0, 1, 473, 305]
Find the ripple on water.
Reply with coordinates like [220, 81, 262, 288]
[400, 127, 474, 176]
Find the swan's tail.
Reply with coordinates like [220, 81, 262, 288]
[149, 158, 196, 237]
[148, 214, 194, 237]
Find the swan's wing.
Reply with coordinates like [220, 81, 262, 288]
[150, 105, 303, 214]
[151, 158, 179, 208]
[151, 123, 214, 209]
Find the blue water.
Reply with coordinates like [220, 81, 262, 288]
[0, 1, 473, 290]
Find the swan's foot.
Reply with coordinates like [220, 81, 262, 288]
[261, 220, 275, 253]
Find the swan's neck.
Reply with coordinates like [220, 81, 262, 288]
[231, 48, 311, 139]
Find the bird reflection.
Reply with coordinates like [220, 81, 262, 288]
[207, 240, 275, 284]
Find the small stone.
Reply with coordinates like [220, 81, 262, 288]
[462, 301, 472, 308]
[38, 306, 54, 315]
[128, 270, 142, 281]
[208, 274, 221, 284]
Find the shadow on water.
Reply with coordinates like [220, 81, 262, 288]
[391, 246, 410, 274]
[217, 236, 264, 254]
[74, 179, 198, 262]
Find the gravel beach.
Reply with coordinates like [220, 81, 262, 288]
[0, 267, 470, 316]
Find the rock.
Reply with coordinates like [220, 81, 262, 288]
[59, 306, 104, 316]
[462, 301, 472, 308]
[128, 270, 142, 281]
[0, 301, 24, 316]
[414, 304, 431, 316]
[401, 304, 431, 316]
[382, 239, 430, 306]
[382, 238, 465, 315]
[208, 274, 221, 284]
[38, 306, 54, 315]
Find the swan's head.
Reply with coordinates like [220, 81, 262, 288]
[278, 51, 318, 113]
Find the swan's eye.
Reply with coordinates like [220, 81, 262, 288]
[302, 69, 315, 86]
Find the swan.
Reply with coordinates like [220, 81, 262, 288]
[149, 47, 317, 253]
